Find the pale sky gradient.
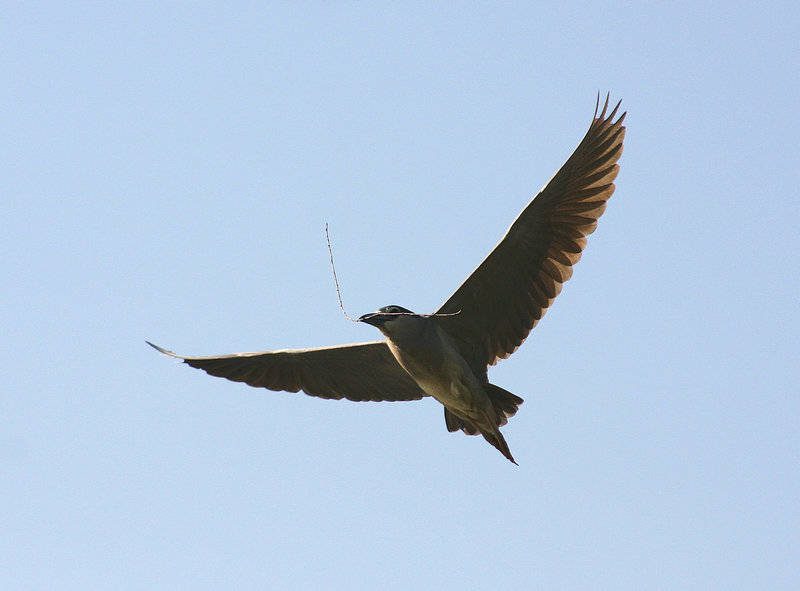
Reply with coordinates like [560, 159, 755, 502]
[2, 2, 798, 589]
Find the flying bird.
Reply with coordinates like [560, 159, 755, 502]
[148, 96, 626, 464]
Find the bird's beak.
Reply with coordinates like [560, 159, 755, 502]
[358, 313, 384, 327]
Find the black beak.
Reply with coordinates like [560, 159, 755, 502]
[358, 313, 384, 327]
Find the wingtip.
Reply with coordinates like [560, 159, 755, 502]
[594, 91, 610, 119]
[594, 92, 624, 124]
[146, 341, 181, 358]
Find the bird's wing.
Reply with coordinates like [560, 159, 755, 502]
[147, 340, 427, 402]
[434, 96, 626, 371]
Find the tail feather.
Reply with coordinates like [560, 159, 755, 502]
[444, 408, 478, 434]
[484, 383, 524, 427]
[442, 382, 523, 464]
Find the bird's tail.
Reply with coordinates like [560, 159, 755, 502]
[483, 383, 524, 427]
[443, 382, 522, 464]
[443, 412, 518, 465]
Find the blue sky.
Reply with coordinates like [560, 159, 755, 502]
[2, 2, 798, 589]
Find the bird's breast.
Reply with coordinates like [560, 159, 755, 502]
[385, 326, 486, 410]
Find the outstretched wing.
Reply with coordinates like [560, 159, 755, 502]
[147, 340, 427, 402]
[435, 96, 626, 371]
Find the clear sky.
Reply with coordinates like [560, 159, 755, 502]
[2, 2, 798, 589]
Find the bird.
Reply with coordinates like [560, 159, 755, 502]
[148, 95, 625, 464]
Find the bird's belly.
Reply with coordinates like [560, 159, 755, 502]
[386, 341, 486, 412]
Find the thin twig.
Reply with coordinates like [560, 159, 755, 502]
[325, 223, 460, 321]
[326, 223, 359, 322]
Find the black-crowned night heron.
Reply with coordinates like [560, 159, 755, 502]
[148, 96, 626, 464]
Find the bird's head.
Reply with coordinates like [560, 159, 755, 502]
[358, 305, 417, 333]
